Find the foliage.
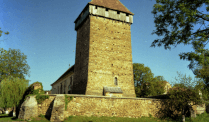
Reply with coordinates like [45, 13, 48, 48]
[148, 79, 168, 96]
[151, 0, 209, 85]
[11, 81, 48, 118]
[36, 95, 49, 104]
[165, 71, 208, 121]
[192, 78, 209, 106]
[171, 71, 198, 89]
[191, 49, 209, 90]
[0, 75, 29, 113]
[38, 114, 45, 118]
[171, 71, 209, 105]
[65, 95, 73, 111]
[22, 81, 49, 104]
[0, 48, 31, 83]
[133, 63, 167, 97]
[0, 27, 9, 37]
[133, 63, 154, 97]
[23, 81, 44, 100]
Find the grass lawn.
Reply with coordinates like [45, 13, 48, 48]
[0, 111, 209, 122]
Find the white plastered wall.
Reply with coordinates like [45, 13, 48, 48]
[51, 73, 74, 94]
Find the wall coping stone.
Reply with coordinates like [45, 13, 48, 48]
[58, 94, 171, 101]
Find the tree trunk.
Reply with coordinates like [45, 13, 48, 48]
[182, 108, 185, 122]
[3, 107, 7, 114]
[182, 114, 185, 122]
[13, 106, 16, 117]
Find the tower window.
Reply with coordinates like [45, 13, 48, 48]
[117, 11, 120, 14]
[106, 8, 108, 11]
[114, 77, 118, 85]
[126, 13, 129, 16]
[95, 6, 97, 9]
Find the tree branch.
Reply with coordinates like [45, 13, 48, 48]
[196, 10, 209, 21]
[191, 28, 209, 36]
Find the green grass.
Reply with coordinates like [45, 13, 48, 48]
[0, 111, 209, 122]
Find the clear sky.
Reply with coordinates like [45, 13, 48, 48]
[0, 0, 208, 91]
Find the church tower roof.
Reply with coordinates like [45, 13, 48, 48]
[88, 0, 134, 15]
[74, 0, 134, 30]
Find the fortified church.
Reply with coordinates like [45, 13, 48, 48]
[50, 0, 171, 97]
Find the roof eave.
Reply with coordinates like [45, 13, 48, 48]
[51, 65, 74, 86]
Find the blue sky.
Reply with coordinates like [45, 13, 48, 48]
[0, 0, 208, 91]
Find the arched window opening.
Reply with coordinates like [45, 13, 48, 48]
[114, 77, 118, 85]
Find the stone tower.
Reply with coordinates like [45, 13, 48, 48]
[72, 0, 136, 98]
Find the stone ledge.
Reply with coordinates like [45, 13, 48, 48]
[61, 94, 167, 100]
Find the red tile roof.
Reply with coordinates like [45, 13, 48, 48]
[89, 0, 134, 15]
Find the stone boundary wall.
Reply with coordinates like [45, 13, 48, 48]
[64, 94, 200, 119]
[19, 94, 206, 121]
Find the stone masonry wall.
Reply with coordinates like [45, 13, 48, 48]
[65, 94, 186, 119]
[37, 95, 56, 117]
[50, 95, 65, 121]
[73, 16, 90, 94]
[86, 15, 136, 97]
[21, 94, 205, 121]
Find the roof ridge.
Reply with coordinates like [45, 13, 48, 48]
[118, 0, 133, 14]
[88, 0, 134, 15]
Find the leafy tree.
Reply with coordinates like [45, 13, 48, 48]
[0, 48, 30, 83]
[149, 78, 168, 96]
[192, 49, 209, 87]
[133, 63, 167, 97]
[155, 75, 165, 81]
[0, 75, 29, 117]
[151, 0, 209, 85]
[172, 71, 198, 90]
[164, 71, 207, 122]
[147, 75, 172, 96]
[133, 63, 154, 97]
[133, 63, 154, 87]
